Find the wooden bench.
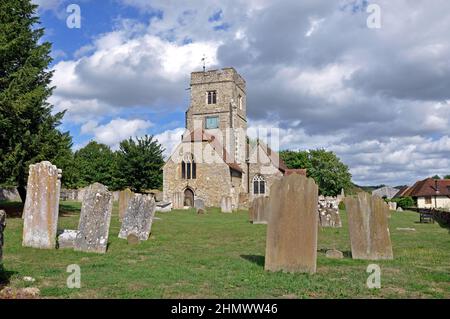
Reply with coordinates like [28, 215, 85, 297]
[419, 211, 435, 223]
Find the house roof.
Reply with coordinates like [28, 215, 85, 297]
[182, 129, 244, 173]
[402, 178, 450, 197]
[254, 139, 289, 173]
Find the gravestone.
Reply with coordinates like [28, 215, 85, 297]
[326, 249, 344, 259]
[388, 202, 397, 211]
[156, 202, 172, 213]
[74, 183, 113, 254]
[221, 196, 233, 213]
[172, 192, 184, 209]
[265, 174, 319, 273]
[118, 188, 133, 221]
[22, 161, 62, 249]
[318, 197, 342, 228]
[57, 230, 78, 249]
[249, 197, 269, 224]
[344, 192, 394, 260]
[0, 210, 6, 262]
[194, 198, 205, 211]
[119, 194, 156, 241]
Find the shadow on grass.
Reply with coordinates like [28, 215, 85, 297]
[0, 264, 18, 289]
[59, 203, 80, 217]
[0, 201, 23, 219]
[240, 255, 265, 267]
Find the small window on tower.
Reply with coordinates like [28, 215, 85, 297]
[238, 95, 243, 109]
[205, 116, 219, 129]
[207, 91, 217, 104]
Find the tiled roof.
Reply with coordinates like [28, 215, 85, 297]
[182, 129, 244, 173]
[403, 178, 450, 197]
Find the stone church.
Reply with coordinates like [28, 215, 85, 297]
[163, 67, 305, 209]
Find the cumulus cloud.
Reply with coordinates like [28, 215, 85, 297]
[80, 118, 153, 149]
[50, 0, 450, 185]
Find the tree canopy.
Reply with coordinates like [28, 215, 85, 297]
[280, 149, 353, 196]
[0, 0, 72, 201]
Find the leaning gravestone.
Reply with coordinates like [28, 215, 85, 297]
[0, 210, 6, 263]
[265, 174, 319, 273]
[344, 192, 394, 260]
[249, 197, 269, 224]
[118, 188, 134, 221]
[74, 183, 113, 254]
[221, 196, 233, 213]
[22, 161, 61, 249]
[119, 194, 156, 241]
[172, 192, 184, 209]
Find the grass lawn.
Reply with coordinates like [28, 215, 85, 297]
[1, 200, 449, 299]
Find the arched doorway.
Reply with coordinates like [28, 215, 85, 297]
[184, 188, 194, 207]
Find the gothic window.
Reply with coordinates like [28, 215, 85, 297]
[181, 153, 196, 180]
[253, 175, 266, 195]
[207, 91, 217, 104]
[205, 116, 219, 129]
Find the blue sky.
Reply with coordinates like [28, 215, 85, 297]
[33, 0, 450, 186]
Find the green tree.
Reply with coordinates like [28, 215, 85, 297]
[432, 175, 441, 179]
[115, 135, 165, 193]
[73, 141, 116, 188]
[444, 175, 450, 179]
[280, 149, 352, 196]
[0, 0, 73, 202]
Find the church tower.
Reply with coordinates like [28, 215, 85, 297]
[185, 68, 247, 165]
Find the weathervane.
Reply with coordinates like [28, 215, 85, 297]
[201, 54, 207, 72]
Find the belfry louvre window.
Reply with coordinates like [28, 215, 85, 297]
[205, 116, 219, 129]
[207, 91, 217, 104]
[253, 175, 266, 195]
[181, 154, 196, 180]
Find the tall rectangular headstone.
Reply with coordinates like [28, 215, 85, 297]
[119, 194, 156, 241]
[74, 183, 113, 254]
[22, 161, 61, 249]
[265, 174, 319, 273]
[344, 192, 394, 260]
[0, 210, 6, 263]
[221, 196, 233, 213]
[249, 197, 269, 224]
[118, 188, 134, 221]
[172, 192, 184, 209]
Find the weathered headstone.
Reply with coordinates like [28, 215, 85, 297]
[0, 210, 6, 262]
[156, 201, 172, 213]
[194, 198, 205, 211]
[344, 192, 394, 260]
[249, 197, 270, 224]
[22, 161, 61, 249]
[397, 207, 403, 212]
[74, 183, 113, 254]
[118, 188, 133, 221]
[221, 196, 233, 213]
[388, 202, 397, 211]
[172, 192, 184, 210]
[265, 174, 319, 273]
[57, 230, 79, 249]
[318, 196, 342, 228]
[119, 194, 156, 241]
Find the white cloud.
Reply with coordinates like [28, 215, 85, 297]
[80, 118, 153, 149]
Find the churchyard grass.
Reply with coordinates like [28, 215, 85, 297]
[1, 200, 449, 298]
